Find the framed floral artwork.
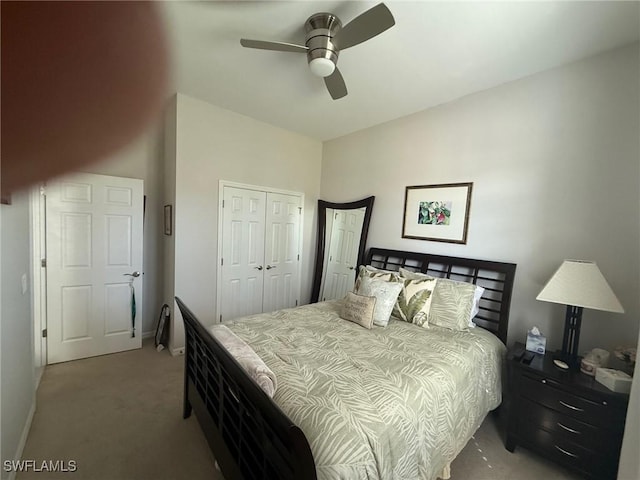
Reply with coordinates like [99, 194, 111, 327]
[164, 204, 172, 236]
[402, 182, 473, 244]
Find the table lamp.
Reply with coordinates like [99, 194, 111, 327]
[536, 260, 624, 369]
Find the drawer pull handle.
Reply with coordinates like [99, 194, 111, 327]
[555, 445, 579, 459]
[559, 400, 584, 412]
[557, 422, 581, 435]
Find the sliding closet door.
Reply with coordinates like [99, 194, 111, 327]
[262, 193, 302, 312]
[220, 187, 266, 321]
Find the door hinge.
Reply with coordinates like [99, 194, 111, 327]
[39, 185, 46, 196]
[221, 258, 224, 266]
[219, 314, 222, 322]
[42, 329, 47, 338]
[295, 300, 298, 306]
[298, 207, 302, 214]
[297, 254, 300, 261]
[222, 200, 225, 208]
[41, 258, 47, 268]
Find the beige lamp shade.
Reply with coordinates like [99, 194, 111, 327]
[536, 260, 624, 313]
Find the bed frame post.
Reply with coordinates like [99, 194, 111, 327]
[176, 297, 317, 480]
[183, 334, 192, 420]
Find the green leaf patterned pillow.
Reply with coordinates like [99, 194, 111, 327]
[428, 278, 477, 331]
[353, 265, 399, 292]
[393, 277, 438, 327]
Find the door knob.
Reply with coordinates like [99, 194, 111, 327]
[124, 271, 141, 278]
[254, 266, 264, 271]
[266, 265, 276, 270]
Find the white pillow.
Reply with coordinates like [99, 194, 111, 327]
[356, 275, 403, 327]
[469, 285, 485, 326]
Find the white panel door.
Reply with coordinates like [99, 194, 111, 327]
[262, 193, 301, 313]
[321, 208, 365, 301]
[220, 187, 266, 321]
[46, 173, 143, 364]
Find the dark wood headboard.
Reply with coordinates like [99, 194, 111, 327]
[365, 248, 517, 344]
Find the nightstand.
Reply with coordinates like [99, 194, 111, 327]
[505, 343, 629, 480]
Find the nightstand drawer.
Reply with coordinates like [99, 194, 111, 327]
[518, 421, 617, 479]
[520, 398, 618, 454]
[520, 374, 619, 428]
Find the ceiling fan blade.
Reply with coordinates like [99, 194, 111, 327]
[332, 3, 395, 50]
[240, 39, 308, 53]
[324, 68, 347, 100]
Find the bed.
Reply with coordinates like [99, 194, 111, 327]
[177, 247, 517, 480]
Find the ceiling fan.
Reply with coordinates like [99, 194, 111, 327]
[240, 3, 395, 100]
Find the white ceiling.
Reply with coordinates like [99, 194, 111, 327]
[161, 1, 639, 141]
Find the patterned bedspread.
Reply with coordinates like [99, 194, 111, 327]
[224, 300, 506, 480]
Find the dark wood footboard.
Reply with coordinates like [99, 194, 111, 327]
[176, 297, 317, 480]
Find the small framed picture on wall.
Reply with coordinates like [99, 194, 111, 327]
[164, 204, 172, 236]
[402, 182, 473, 244]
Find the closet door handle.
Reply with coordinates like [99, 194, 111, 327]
[266, 265, 276, 270]
[254, 266, 263, 271]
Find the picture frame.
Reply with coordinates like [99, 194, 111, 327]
[164, 204, 172, 236]
[402, 182, 473, 244]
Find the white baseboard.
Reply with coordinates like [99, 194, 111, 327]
[7, 397, 36, 480]
[34, 366, 44, 391]
[142, 330, 155, 340]
[170, 346, 185, 356]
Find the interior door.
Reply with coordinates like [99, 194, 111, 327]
[220, 187, 266, 321]
[262, 192, 301, 313]
[46, 172, 144, 364]
[321, 208, 365, 301]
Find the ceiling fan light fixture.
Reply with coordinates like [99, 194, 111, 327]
[309, 57, 335, 77]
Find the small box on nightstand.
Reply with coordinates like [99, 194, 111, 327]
[595, 368, 632, 394]
[525, 329, 546, 354]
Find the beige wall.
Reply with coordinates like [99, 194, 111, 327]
[166, 93, 322, 352]
[1, 191, 35, 478]
[322, 43, 640, 353]
[81, 122, 165, 336]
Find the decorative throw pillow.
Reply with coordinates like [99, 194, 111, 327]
[394, 276, 438, 327]
[353, 265, 399, 292]
[398, 267, 425, 280]
[400, 267, 484, 327]
[356, 276, 403, 327]
[469, 285, 485, 326]
[428, 278, 477, 331]
[340, 292, 376, 329]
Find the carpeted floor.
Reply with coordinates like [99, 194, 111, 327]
[19, 339, 582, 480]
